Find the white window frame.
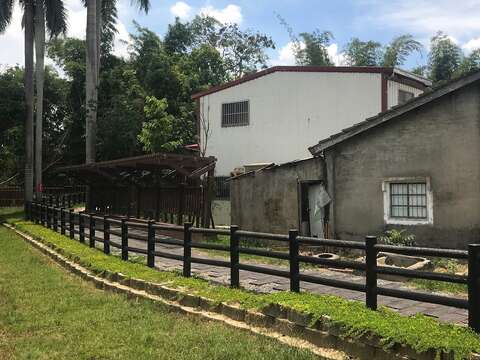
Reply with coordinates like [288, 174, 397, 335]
[382, 177, 433, 225]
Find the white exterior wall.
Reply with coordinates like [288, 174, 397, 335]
[387, 80, 423, 108]
[201, 71, 386, 176]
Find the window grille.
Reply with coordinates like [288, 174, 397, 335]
[222, 101, 249, 127]
[390, 183, 427, 219]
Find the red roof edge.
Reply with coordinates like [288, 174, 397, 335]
[191, 66, 399, 99]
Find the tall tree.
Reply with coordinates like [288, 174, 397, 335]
[25, 0, 34, 202]
[85, 0, 150, 164]
[0, 0, 34, 201]
[428, 32, 462, 84]
[382, 34, 422, 67]
[34, 0, 67, 197]
[344, 38, 382, 66]
[296, 30, 333, 66]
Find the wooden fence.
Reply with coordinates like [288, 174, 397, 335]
[0, 186, 86, 208]
[26, 201, 480, 333]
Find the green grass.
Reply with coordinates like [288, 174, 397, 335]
[0, 225, 321, 360]
[2, 207, 480, 359]
[408, 279, 467, 295]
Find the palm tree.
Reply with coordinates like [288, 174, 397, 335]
[85, 0, 150, 164]
[34, 0, 67, 198]
[0, 0, 35, 202]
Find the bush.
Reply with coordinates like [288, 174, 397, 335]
[379, 229, 416, 246]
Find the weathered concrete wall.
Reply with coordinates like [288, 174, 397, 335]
[230, 158, 323, 234]
[212, 199, 231, 226]
[326, 83, 480, 249]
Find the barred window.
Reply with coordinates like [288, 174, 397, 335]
[214, 176, 230, 199]
[398, 90, 414, 105]
[390, 183, 427, 219]
[222, 100, 249, 127]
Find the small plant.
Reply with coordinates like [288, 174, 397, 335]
[379, 229, 416, 247]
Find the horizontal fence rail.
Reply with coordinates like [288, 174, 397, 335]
[25, 200, 480, 333]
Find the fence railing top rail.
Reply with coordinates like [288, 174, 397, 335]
[375, 244, 468, 259]
[236, 230, 289, 242]
[190, 227, 230, 236]
[297, 236, 366, 250]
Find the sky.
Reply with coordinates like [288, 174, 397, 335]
[2, 0, 480, 71]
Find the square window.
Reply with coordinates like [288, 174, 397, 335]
[383, 178, 433, 225]
[222, 100, 249, 127]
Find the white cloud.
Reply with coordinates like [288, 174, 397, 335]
[271, 41, 300, 66]
[170, 1, 193, 20]
[199, 4, 242, 24]
[463, 37, 480, 53]
[360, 0, 480, 41]
[271, 41, 345, 66]
[0, 4, 24, 67]
[327, 44, 346, 66]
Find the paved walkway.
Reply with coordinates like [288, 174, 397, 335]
[83, 224, 468, 326]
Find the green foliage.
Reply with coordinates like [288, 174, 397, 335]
[382, 34, 423, 67]
[138, 96, 183, 152]
[344, 38, 382, 66]
[296, 30, 334, 66]
[428, 32, 462, 84]
[4, 210, 480, 360]
[344, 34, 421, 67]
[0, 226, 316, 360]
[378, 229, 416, 246]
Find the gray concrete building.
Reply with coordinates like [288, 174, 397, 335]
[309, 71, 480, 249]
[230, 158, 325, 236]
[231, 71, 480, 249]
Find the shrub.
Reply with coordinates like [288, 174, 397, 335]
[379, 229, 416, 246]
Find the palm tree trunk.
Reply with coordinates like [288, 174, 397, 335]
[96, 0, 102, 81]
[24, 0, 34, 202]
[35, 1, 45, 199]
[86, 0, 98, 164]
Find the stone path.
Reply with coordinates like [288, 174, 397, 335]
[83, 224, 468, 326]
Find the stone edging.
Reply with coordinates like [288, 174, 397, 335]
[4, 223, 475, 360]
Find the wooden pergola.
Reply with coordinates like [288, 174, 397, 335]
[54, 153, 216, 227]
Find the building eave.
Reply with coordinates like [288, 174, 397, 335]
[309, 70, 480, 156]
[191, 66, 428, 100]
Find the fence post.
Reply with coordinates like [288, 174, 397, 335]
[289, 229, 300, 292]
[46, 206, 51, 228]
[365, 236, 378, 310]
[103, 215, 110, 255]
[183, 222, 192, 277]
[79, 213, 85, 243]
[67, 194, 72, 209]
[34, 203, 39, 223]
[24, 201, 30, 220]
[69, 209, 75, 239]
[53, 207, 58, 232]
[41, 204, 46, 226]
[89, 214, 96, 248]
[468, 244, 480, 332]
[147, 220, 155, 268]
[60, 208, 66, 235]
[230, 225, 240, 288]
[121, 218, 128, 261]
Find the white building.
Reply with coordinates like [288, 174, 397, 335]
[192, 66, 431, 224]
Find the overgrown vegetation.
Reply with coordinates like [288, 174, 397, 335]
[1, 208, 480, 359]
[0, 225, 318, 360]
[378, 229, 416, 247]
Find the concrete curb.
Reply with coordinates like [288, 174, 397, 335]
[4, 222, 477, 360]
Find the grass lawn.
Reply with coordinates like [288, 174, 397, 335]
[2, 208, 480, 360]
[0, 225, 320, 360]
